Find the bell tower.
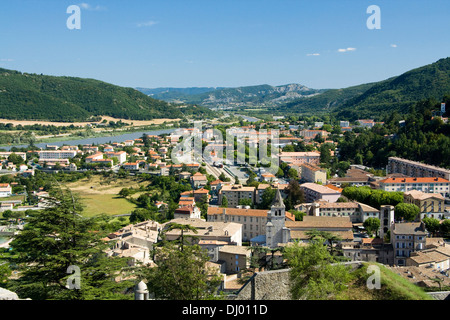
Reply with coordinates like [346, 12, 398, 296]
[266, 189, 286, 248]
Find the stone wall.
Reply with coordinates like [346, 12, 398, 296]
[230, 261, 364, 300]
[427, 291, 450, 300]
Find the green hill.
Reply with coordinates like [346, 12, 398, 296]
[336, 57, 450, 120]
[0, 68, 206, 122]
[277, 57, 450, 120]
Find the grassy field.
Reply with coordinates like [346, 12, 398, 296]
[64, 175, 148, 217]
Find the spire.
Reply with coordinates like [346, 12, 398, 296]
[271, 188, 285, 208]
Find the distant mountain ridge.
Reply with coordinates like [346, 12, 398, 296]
[136, 84, 326, 107]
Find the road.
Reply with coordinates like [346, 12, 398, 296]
[203, 157, 235, 181]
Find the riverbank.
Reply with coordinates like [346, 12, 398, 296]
[0, 237, 12, 248]
[0, 126, 178, 150]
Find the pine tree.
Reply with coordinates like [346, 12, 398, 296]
[7, 187, 134, 300]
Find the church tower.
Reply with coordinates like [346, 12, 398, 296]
[265, 189, 287, 248]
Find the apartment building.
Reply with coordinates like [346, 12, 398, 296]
[387, 157, 450, 181]
[300, 162, 327, 184]
[298, 130, 329, 140]
[279, 151, 320, 165]
[0, 152, 27, 161]
[378, 177, 450, 197]
[300, 183, 341, 203]
[298, 200, 379, 223]
[38, 150, 77, 160]
[219, 185, 255, 208]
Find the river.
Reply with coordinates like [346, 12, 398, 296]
[235, 114, 260, 123]
[1, 128, 176, 151]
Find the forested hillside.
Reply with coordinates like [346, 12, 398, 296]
[0, 68, 212, 122]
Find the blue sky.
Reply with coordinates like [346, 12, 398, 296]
[1, 0, 449, 89]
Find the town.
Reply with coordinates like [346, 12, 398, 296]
[1, 113, 449, 301]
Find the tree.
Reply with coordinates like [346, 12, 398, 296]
[145, 242, 222, 300]
[287, 168, 298, 179]
[305, 230, 343, 257]
[162, 223, 199, 252]
[363, 217, 381, 237]
[258, 187, 276, 209]
[285, 180, 305, 211]
[238, 198, 252, 207]
[440, 219, 450, 238]
[220, 195, 228, 208]
[283, 240, 352, 300]
[129, 208, 152, 224]
[422, 217, 440, 237]
[7, 188, 134, 300]
[394, 203, 420, 222]
[118, 188, 132, 198]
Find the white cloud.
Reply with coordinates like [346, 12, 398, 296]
[390, 44, 398, 48]
[306, 53, 320, 56]
[79, 3, 106, 11]
[0, 59, 14, 62]
[137, 21, 159, 27]
[338, 47, 356, 53]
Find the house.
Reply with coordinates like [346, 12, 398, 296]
[218, 245, 251, 273]
[339, 238, 394, 265]
[192, 188, 210, 203]
[285, 216, 354, 243]
[105, 151, 127, 164]
[391, 222, 428, 266]
[106, 220, 161, 266]
[124, 140, 134, 146]
[161, 218, 243, 246]
[260, 173, 278, 183]
[122, 162, 139, 170]
[190, 172, 208, 189]
[179, 171, 191, 180]
[404, 190, 446, 220]
[0, 184, 12, 197]
[85, 152, 104, 163]
[174, 206, 201, 219]
[406, 246, 450, 270]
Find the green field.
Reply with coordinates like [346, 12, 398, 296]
[64, 175, 146, 217]
[77, 193, 137, 217]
